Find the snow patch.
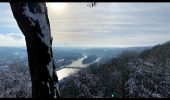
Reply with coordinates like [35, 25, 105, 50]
[47, 82, 51, 94]
[144, 61, 154, 67]
[23, 3, 52, 55]
[54, 83, 60, 98]
[152, 93, 161, 98]
[47, 59, 53, 78]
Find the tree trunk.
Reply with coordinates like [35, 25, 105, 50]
[10, 2, 60, 98]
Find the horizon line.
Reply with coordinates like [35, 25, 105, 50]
[0, 45, 154, 48]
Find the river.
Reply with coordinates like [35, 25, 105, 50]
[56, 55, 100, 81]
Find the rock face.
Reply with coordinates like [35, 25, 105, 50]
[10, 3, 59, 98]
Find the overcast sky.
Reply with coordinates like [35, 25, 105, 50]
[0, 3, 170, 47]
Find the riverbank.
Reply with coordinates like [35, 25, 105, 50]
[56, 55, 100, 81]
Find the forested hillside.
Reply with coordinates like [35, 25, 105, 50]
[1, 41, 170, 98]
[60, 41, 170, 98]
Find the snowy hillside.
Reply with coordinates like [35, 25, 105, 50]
[59, 41, 170, 98]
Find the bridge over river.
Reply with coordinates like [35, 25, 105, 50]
[56, 55, 100, 81]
